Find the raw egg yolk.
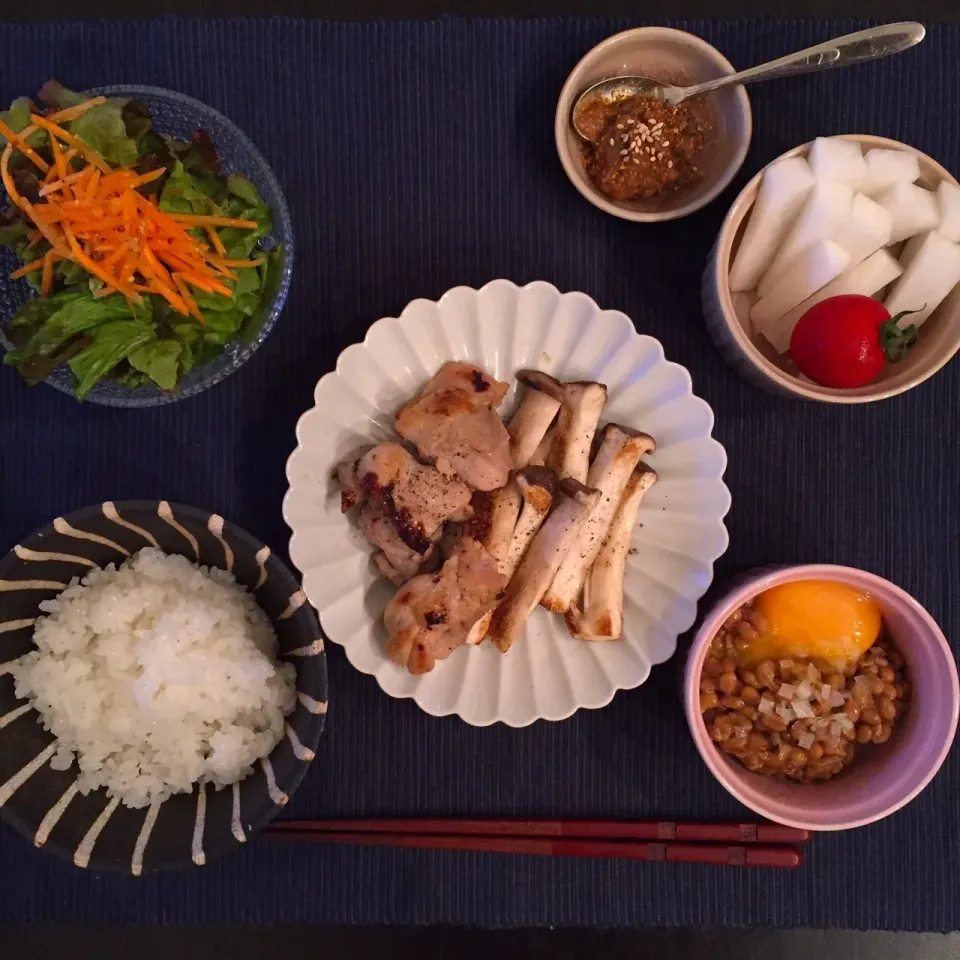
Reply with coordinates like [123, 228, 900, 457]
[741, 580, 882, 665]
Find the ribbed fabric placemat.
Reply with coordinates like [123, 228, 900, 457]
[0, 16, 958, 930]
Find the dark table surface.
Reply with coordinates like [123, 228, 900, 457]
[2, 0, 959, 956]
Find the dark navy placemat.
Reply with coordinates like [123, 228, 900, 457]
[0, 15, 958, 930]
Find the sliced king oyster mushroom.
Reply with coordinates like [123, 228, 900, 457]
[545, 381, 608, 483]
[465, 466, 556, 644]
[541, 423, 655, 613]
[486, 477, 601, 653]
[566, 465, 658, 641]
[507, 370, 564, 469]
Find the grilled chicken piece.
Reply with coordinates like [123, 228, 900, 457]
[384, 537, 506, 674]
[360, 505, 440, 585]
[395, 362, 512, 491]
[355, 442, 472, 553]
[337, 460, 366, 513]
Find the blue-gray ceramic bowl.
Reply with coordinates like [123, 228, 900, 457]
[0, 85, 294, 407]
[0, 500, 326, 873]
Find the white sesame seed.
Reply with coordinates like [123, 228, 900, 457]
[626, 118, 635, 125]
[620, 149, 628, 156]
[621, 133, 629, 142]
[661, 141, 670, 147]
[609, 138, 615, 146]
[616, 123, 624, 129]
[667, 160, 674, 168]
[632, 158, 640, 164]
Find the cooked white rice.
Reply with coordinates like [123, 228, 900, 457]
[12, 547, 296, 809]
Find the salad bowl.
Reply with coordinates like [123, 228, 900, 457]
[0, 84, 293, 407]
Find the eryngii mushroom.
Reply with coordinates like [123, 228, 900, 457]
[529, 427, 555, 467]
[546, 381, 608, 483]
[507, 370, 564, 468]
[541, 423, 655, 613]
[464, 481, 522, 568]
[487, 477, 601, 653]
[566, 465, 658, 642]
[465, 466, 556, 645]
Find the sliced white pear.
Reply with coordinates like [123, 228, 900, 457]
[875, 182, 940, 244]
[936, 181, 960, 244]
[834, 193, 892, 268]
[761, 249, 903, 354]
[758, 181, 854, 297]
[729, 157, 815, 292]
[807, 137, 867, 189]
[751, 240, 851, 328]
[860, 148, 920, 196]
[885, 231, 960, 328]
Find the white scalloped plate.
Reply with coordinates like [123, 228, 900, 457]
[283, 280, 730, 726]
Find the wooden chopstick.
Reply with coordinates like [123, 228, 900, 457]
[266, 828, 803, 868]
[267, 818, 811, 845]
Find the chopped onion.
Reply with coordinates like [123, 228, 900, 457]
[830, 720, 842, 739]
[819, 683, 832, 702]
[835, 715, 855, 732]
[778, 683, 797, 699]
[796, 681, 814, 701]
[798, 732, 815, 750]
[792, 699, 814, 718]
[829, 689, 846, 708]
[776, 703, 796, 723]
[758, 697, 775, 715]
[780, 659, 794, 670]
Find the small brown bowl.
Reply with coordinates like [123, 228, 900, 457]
[555, 27, 752, 222]
[702, 135, 960, 402]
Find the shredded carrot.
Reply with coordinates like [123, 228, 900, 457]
[172, 273, 205, 323]
[29, 114, 111, 173]
[205, 226, 226, 256]
[0, 120, 49, 172]
[40, 249, 56, 296]
[166, 213, 258, 229]
[38, 168, 87, 197]
[3, 116, 261, 316]
[62, 223, 136, 299]
[207, 256, 264, 269]
[10, 256, 45, 279]
[45, 96, 107, 124]
[1, 143, 27, 210]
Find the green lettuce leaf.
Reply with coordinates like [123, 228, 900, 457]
[70, 100, 138, 167]
[225, 174, 262, 206]
[127, 339, 181, 391]
[68, 318, 155, 400]
[37, 81, 85, 110]
[157, 160, 220, 215]
[5, 293, 138, 364]
[0, 222, 29, 249]
[0, 98, 35, 142]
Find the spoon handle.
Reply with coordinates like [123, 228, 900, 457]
[675, 22, 926, 101]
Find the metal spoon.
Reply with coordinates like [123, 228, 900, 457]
[572, 22, 926, 139]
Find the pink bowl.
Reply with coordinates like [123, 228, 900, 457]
[684, 565, 959, 831]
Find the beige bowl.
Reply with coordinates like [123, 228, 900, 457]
[555, 27, 752, 222]
[702, 135, 960, 402]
